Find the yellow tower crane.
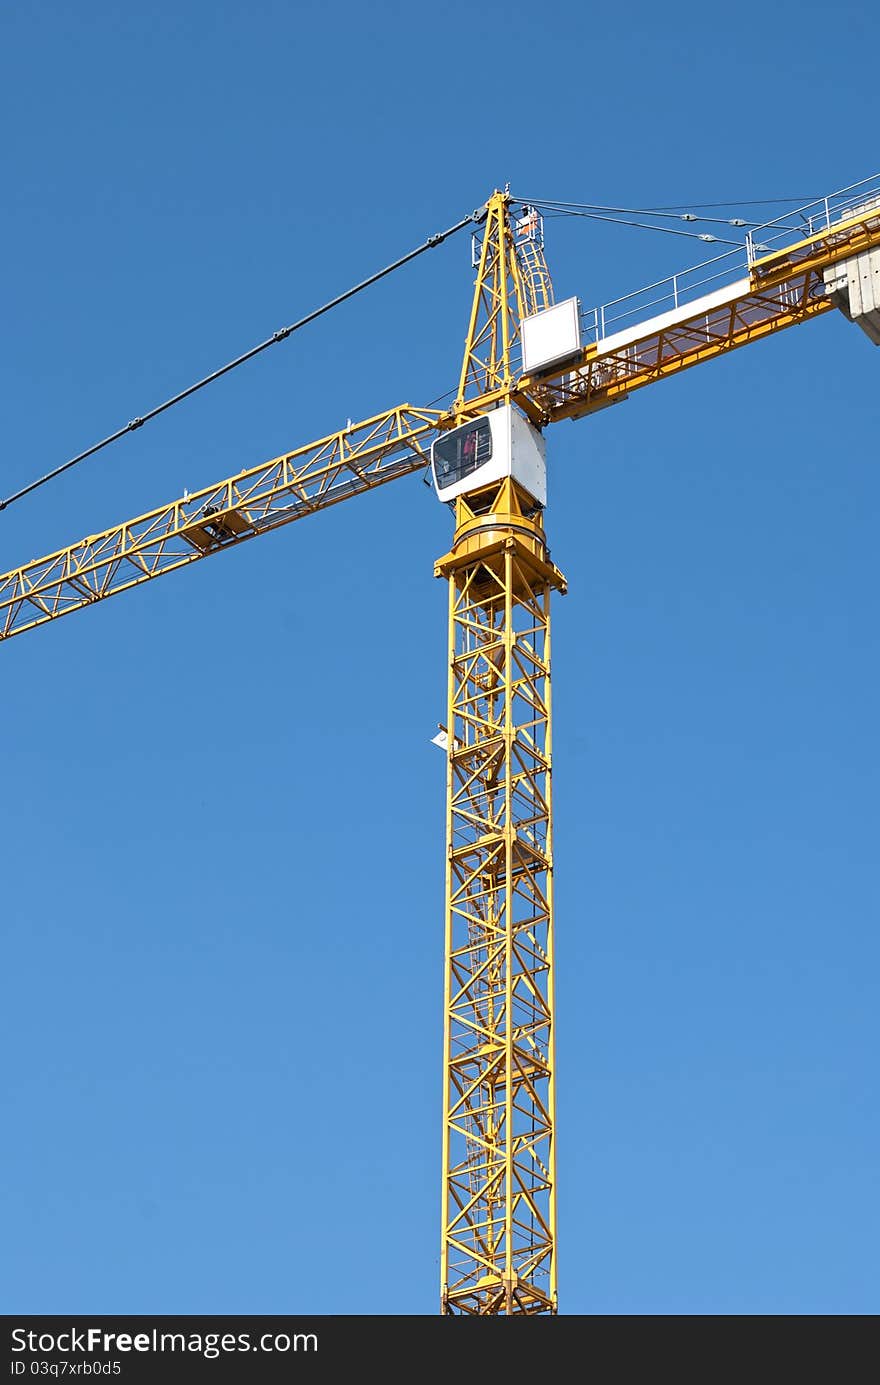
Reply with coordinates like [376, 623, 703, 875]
[2, 174, 879, 1316]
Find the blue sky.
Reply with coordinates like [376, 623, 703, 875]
[1, 0, 877, 1315]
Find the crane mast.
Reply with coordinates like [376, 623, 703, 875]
[437, 194, 562, 1314]
[436, 477, 564, 1314]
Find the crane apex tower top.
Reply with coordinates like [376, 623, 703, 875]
[431, 403, 547, 506]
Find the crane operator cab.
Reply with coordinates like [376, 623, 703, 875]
[430, 404, 547, 507]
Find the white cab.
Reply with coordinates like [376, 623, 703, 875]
[431, 404, 547, 506]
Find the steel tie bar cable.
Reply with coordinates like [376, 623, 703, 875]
[0, 205, 485, 514]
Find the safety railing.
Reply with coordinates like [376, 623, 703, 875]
[578, 172, 880, 347]
[745, 173, 880, 267]
[580, 242, 752, 345]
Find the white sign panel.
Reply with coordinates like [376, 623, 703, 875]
[521, 296, 581, 374]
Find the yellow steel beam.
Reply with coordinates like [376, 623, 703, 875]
[455, 191, 534, 415]
[533, 272, 833, 423]
[0, 405, 442, 642]
[749, 199, 880, 281]
[436, 478, 565, 1316]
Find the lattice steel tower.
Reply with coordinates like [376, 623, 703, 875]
[434, 194, 564, 1314]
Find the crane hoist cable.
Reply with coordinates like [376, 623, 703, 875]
[0, 205, 484, 516]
